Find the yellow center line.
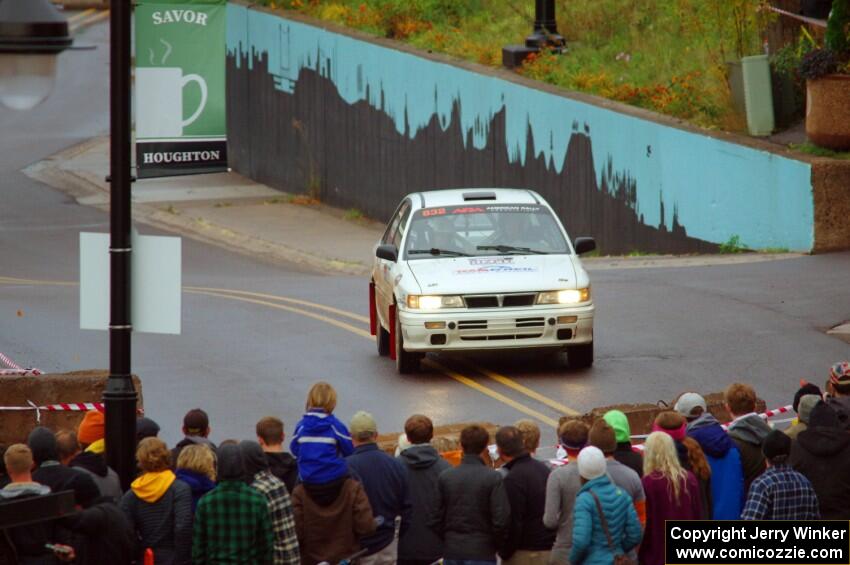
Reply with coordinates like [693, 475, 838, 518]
[191, 289, 559, 426]
[186, 289, 374, 339]
[460, 360, 581, 416]
[424, 359, 560, 428]
[66, 9, 96, 24]
[183, 285, 370, 324]
[70, 10, 110, 33]
[0, 274, 574, 427]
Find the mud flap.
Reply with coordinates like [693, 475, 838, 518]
[369, 281, 377, 336]
[389, 303, 397, 360]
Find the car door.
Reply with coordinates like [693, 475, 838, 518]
[375, 199, 410, 327]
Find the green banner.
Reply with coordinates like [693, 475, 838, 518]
[135, 0, 227, 178]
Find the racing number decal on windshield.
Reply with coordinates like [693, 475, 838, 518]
[422, 208, 446, 217]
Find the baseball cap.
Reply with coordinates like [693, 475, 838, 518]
[349, 411, 377, 436]
[674, 392, 707, 419]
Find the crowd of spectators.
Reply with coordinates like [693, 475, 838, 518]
[1, 362, 849, 565]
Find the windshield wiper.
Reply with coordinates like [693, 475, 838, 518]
[477, 245, 548, 255]
[408, 248, 470, 257]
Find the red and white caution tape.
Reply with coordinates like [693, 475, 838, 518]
[0, 401, 108, 424]
[0, 352, 42, 376]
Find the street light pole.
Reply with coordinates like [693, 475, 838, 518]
[104, 0, 137, 491]
[526, 0, 565, 50]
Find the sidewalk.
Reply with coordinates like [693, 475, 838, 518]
[25, 137, 804, 276]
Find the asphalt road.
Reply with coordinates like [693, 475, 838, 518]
[1, 21, 849, 449]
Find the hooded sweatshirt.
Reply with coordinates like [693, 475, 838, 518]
[28, 427, 100, 508]
[786, 394, 821, 440]
[603, 411, 643, 477]
[121, 470, 192, 565]
[174, 469, 215, 512]
[397, 444, 451, 561]
[70, 450, 123, 502]
[825, 395, 850, 430]
[687, 413, 744, 519]
[1, 482, 56, 564]
[290, 410, 354, 484]
[170, 435, 217, 469]
[266, 451, 299, 493]
[790, 403, 850, 519]
[726, 414, 771, 491]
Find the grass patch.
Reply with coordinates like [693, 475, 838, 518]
[626, 249, 654, 257]
[719, 234, 748, 254]
[790, 142, 850, 160]
[344, 207, 365, 221]
[257, 0, 775, 131]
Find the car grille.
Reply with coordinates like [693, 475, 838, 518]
[463, 293, 537, 308]
[457, 317, 545, 341]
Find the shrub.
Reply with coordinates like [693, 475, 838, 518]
[799, 48, 838, 79]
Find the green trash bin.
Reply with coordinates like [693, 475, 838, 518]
[742, 54, 775, 136]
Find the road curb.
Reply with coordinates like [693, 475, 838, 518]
[24, 139, 373, 277]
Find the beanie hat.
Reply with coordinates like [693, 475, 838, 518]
[239, 440, 269, 479]
[183, 409, 209, 436]
[793, 382, 822, 412]
[588, 420, 617, 455]
[27, 427, 58, 464]
[809, 401, 840, 429]
[797, 394, 821, 425]
[674, 393, 707, 419]
[829, 361, 850, 386]
[577, 446, 607, 480]
[602, 410, 631, 444]
[77, 410, 106, 445]
[136, 417, 161, 441]
[217, 444, 245, 481]
[762, 429, 791, 461]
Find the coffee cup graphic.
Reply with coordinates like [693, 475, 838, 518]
[136, 67, 208, 138]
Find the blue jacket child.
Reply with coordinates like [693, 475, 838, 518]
[290, 409, 354, 484]
[570, 475, 642, 565]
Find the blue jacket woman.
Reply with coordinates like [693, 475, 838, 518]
[687, 412, 745, 519]
[570, 475, 642, 565]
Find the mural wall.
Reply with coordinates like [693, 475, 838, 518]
[226, 3, 815, 253]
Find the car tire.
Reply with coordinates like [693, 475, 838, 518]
[568, 342, 594, 369]
[395, 311, 420, 374]
[377, 324, 391, 356]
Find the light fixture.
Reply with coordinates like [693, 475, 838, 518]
[0, 0, 72, 111]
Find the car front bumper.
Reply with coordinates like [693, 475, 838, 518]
[397, 303, 594, 352]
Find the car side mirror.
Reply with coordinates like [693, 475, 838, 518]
[376, 244, 398, 262]
[574, 237, 596, 255]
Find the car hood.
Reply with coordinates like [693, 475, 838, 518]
[405, 254, 582, 295]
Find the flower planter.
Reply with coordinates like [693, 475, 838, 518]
[806, 74, 850, 150]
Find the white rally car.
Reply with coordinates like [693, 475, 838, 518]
[370, 189, 596, 373]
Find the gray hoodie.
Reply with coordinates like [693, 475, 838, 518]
[727, 414, 772, 489]
[0, 481, 51, 499]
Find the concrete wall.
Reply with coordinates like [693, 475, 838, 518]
[226, 3, 818, 254]
[0, 371, 143, 445]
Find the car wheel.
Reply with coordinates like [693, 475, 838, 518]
[377, 323, 391, 356]
[568, 342, 594, 369]
[395, 311, 420, 374]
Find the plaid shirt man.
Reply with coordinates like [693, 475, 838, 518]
[193, 479, 274, 564]
[251, 470, 300, 565]
[741, 464, 820, 520]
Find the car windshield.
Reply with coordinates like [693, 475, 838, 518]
[404, 204, 569, 260]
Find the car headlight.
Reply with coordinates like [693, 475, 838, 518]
[537, 288, 591, 305]
[407, 295, 464, 309]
